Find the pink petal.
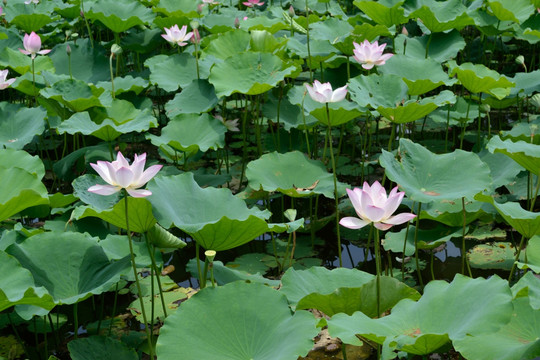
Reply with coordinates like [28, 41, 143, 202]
[362, 63, 375, 70]
[127, 189, 152, 198]
[90, 161, 114, 184]
[374, 222, 394, 231]
[135, 164, 163, 187]
[383, 191, 405, 218]
[339, 217, 370, 229]
[115, 152, 130, 168]
[88, 184, 121, 196]
[331, 84, 348, 102]
[130, 153, 147, 180]
[19, 48, 31, 55]
[383, 213, 417, 225]
[346, 188, 362, 215]
[115, 167, 134, 188]
[364, 205, 386, 222]
[37, 49, 51, 55]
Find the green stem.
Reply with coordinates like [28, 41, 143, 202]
[146, 236, 167, 318]
[81, 0, 94, 48]
[73, 303, 78, 339]
[413, 202, 423, 287]
[374, 226, 381, 318]
[327, 104, 342, 267]
[109, 54, 115, 99]
[305, 0, 313, 82]
[461, 197, 472, 277]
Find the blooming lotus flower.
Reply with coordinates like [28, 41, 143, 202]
[19, 32, 50, 59]
[243, 0, 264, 7]
[340, 181, 416, 231]
[352, 40, 393, 70]
[162, 25, 193, 47]
[88, 152, 162, 198]
[305, 80, 348, 104]
[0, 70, 15, 90]
[215, 115, 240, 132]
[24, 0, 39, 4]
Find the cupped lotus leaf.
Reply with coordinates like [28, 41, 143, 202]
[3, 3, 56, 32]
[164, 80, 218, 116]
[146, 113, 225, 154]
[202, 13, 240, 33]
[0, 167, 49, 223]
[328, 274, 513, 355]
[246, 151, 348, 199]
[202, 30, 251, 60]
[40, 79, 105, 112]
[377, 91, 456, 124]
[488, 0, 535, 24]
[0, 103, 46, 150]
[49, 40, 110, 83]
[394, 31, 465, 63]
[475, 193, 540, 238]
[479, 150, 524, 189]
[146, 223, 187, 249]
[240, 14, 291, 34]
[487, 135, 540, 175]
[68, 336, 138, 360]
[449, 61, 515, 98]
[501, 118, 540, 144]
[85, 0, 155, 33]
[147, 173, 272, 251]
[146, 53, 209, 92]
[408, 0, 474, 32]
[467, 242, 521, 270]
[353, 0, 408, 27]
[71, 197, 157, 234]
[0, 47, 54, 75]
[153, 0, 199, 17]
[512, 271, 540, 309]
[209, 52, 296, 97]
[250, 30, 286, 53]
[380, 138, 492, 203]
[96, 76, 149, 96]
[377, 54, 457, 95]
[383, 225, 464, 257]
[0, 251, 54, 313]
[0, 148, 45, 178]
[186, 259, 280, 287]
[72, 174, 122, 212]
[157, 281, 318, 360]
[6, 232, 129, 305]
[516, 235, 540, 273]
[453, 297, 540, 360]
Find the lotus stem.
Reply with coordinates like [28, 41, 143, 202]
[305, 0, 313, 82]
[508, 234, 527, 282]
[327, 104, 342, 267]
[373, 226, 381, 318]
[461, 197, 472, 277]
[73, 302, 78, 339]
[401, 209, 413, 282]
[80, 0, 94, 48]
[145, 235, 168, 317]
[414, 202, 423, 287]
[108, 283, 118, 336]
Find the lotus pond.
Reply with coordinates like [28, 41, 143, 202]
[1, 0, 540, 359]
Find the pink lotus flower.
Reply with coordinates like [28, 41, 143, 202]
[0, 70, 15, 90]
[88, 152, 162, 198]
[243, 0, 264, 7]
[19, 32, 51, 59]
[352, 40, 393, 70]
[305, 80, 347, 104]
[162, 25, 193, 47]
[340, 181, 416, 231]
[215, 115, 240, 132]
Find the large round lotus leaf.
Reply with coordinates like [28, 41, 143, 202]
[448, 61, 515, 98]
[0, 47, 55, 75]
[309, 18, 356, 53]
[146, 53, 209, 92]
[68, 336, 138, 360]
[429, 97, 480, 126]
[453, 297, 540, 360]
[202, 29, 251, 60]
[49, 40, 110, 83]
[378, 91, 456, 124]
[250, 30, 286, 53]
[0, 145, 44, 180]
[517, 235, 540, 273]
[394, 31, 466, 63]
[209, 52, 296, 97]
[475, 193, 540, 238]
[146, 113, 225, 154]
[286, 37, 337, 65]
[378, 54, 457, 95]
[153, 0, 199, 17]
[383, 225, 463, 256]
[0, 103, 45, 150]
[380, 139, 492, 203]
[157, 281, 318, 360]
[408, 0, 474, 32]
[71, 197, 157, 234]
[147, 173, 272, 251]
[246, 151, 348, 199]
[40, 78, 104, 112]
[3, 3, 55, 33]
[186, 259, 280, 287]
[6, 232, 129, 305]
[487, 0, 535, 23]
[349, 73, 408, 109]
[85, 0, 155, 33]
[95, 75, 149, 96]
[164, 80, 218, 116]
[501, 119, 540, 144]
[0, 251, 54, 313]
[467, 242, 521, 270]
[512, 271, 540, 310]
[419, 197, 495, 227]
[353, 0, 408, 27]
[328, 274, 513, 355]
[487, 135, 540, 175]
[509, 69, 540, 96]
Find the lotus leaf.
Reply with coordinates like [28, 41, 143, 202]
[40, 79, 104, 112]
[49, 40, 110, 83]
[468, 242, 522, 270]
[3, 3, 56, 32]
[383, 225, 464, 256]
[95, 76, 149, 96]
[394, 31, 466, 62]
[512, 271, 540, 309]
[0, 47, 54, 75]
[487, 135, 540, 175]
[353, 0, 408, 27]
[72, 174, 122, 212]
[153, 0, 199, 17]
[99, 234, 162, 268]
[68, 336, 138, 360]
[186, 259, 280, 287]
[85, 0, 155, 33]
[449, 61, 515, 99]
[146, 53, 210, 92]
[487, 0, 535, 24]
[157, 281, 318, 360]
[202, 30, 251, 60]
[0, 103, 46, 149]
[164, 80, 218, 116]
[262, 95, 318, 131]
[408, 0, 474, 32]
[516, 235, 540, 273]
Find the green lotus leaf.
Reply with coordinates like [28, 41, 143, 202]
[240, 13, 290, 34]
[129, 287, 190, 324]
[408, 0, 474, 32]
[479, 149, 524, 189]
[0, 103, 46, 150]
[40, 79, 105, 112]
[419, 198, 494, 226]
[186, 259, 280, 287]
[147, 223, 187, 249]
[262, 94, 318, 131]
[72, 174, 122, 212]
[380, 139, 492, 203]
[0, 47, 54, 75]
[164, 80, 218, 116]
[378, 54, 457, 95]
[328, 274, 513, 355]
[71, 197, 157, 233]
[250, 30, 286, 53]
[467, 242, 521, 270]
[157, 282, 318, 360]
[429, 97, 480, 126]
[96, 75, 149, 96]
[209, 52, 296, 97]
[202, 30, 250, 60]
[488, 0, 535, 24]
[475, 193, 540, 238]
[383, 225, 464, 256]
[0, 251, 55, 313]
[518, 14, 540, 44]
[516, 234, 540, 273]
[85, 0, 155, 33]
[146, 53, 209, 92]
[3, 3, 56, 33]
[0, 148, 45, 179]
[226, 253, 271, 275]
[348, 73, 408, 109]
[99, 234, 162, 268]
[309, 17, 353, 46]
[394, 31, 466, 62]
[487, 135, 540, 175]
[122, 28, 162, 54]
[68, 336, 138, 360]
[377, 90, 456, 124]
[286, 37, 337, 65]
[501, 118, 540, 144]
[202, 13, 238, 33]
[146, 113, 225, 154]
[512, 270, 540, 309]
[246, 151, 347, 198]
[153, 0, 199, 17]
[147, 173, 272, 251]
[6, 232, 129, 305]
[353, 0, 408, 27]
[453, 297, 540, 360]
[49, 40, 110, 83]
[449, 61, 515, 98]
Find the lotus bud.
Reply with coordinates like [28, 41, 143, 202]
[530, 93, 540, 109]
[111, 44, 122, 56]
[0, 7, 3, 16]
[205, 250, 216, 262]
[66, 44, 71, 55]
[516, 55, 525, 65]
[234, 17, 240, 28]
[479, 103, 490, 113]
[401, 26, 409, 36]
[288, 5, 295, 17]
[197, 3, 203, 13]
[192, 28, 201, 44]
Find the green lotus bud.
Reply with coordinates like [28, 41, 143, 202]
[516, 55, 525, 65]
[111, 44, 123, 55]
[479, 103, 490, 113]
